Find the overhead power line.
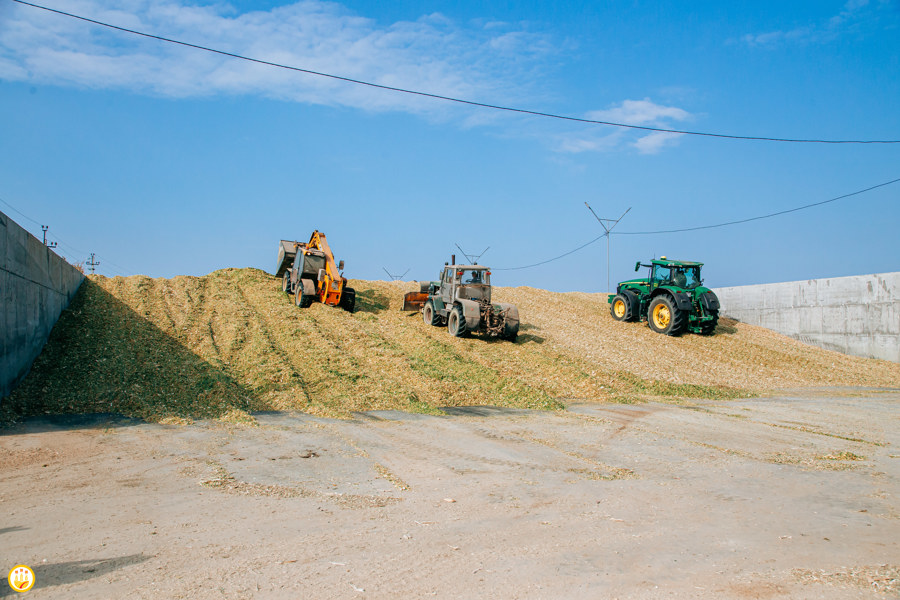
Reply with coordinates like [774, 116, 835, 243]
[0, 194, 133, 275]
[495, 176, 900, 271]
[12, 0, 900, 145]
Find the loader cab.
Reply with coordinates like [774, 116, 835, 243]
[294, 249, 326, 276]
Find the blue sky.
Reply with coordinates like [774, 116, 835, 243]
[1, 0, 898, 290]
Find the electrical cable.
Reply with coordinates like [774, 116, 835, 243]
[493, 233, 607, 271]
[614, 176, 900, 235]
[0, 195, 42, 226]
[494, 176, 900, 271]
[10, 0, 900, 145]
[0, 194, 133, 275]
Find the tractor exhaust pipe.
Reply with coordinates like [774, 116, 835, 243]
[451, 254, 455, 265]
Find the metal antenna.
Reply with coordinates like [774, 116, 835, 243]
[382, 267, 410, 281]
[454, 244, 490, 265]
[86, 253, 100, 274]
[584, 203, 631, 293]
[41, 225, 58, 249]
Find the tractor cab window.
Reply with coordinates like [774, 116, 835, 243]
[461, 269, 489, 285]
[651, 264, 671, 285]
[678, 267, 701, 289]
[302, 254, 326, 276]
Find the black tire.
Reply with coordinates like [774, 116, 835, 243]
[423, 300, 441, 326]
[295, 279, 314, 308]
[648, 295, 687, 336]
[610, 291, 637, 322]
[447, 305, 468, 337]
[700, 310, 718, 336]
[282, 271, 292, 295]
[340, 287, 356, 313]
[503, 322, 519, 342]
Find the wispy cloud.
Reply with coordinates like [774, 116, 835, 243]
[0, 1, 695, 155]
[555, 99, 692, 155]
[740, 0, 897, 48]
[0, 0, 554, 117]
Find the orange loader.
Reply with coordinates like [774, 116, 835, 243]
[275, 231, 355, 312]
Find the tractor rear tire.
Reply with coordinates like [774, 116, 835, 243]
[447, 305, 468, 337]
[700, 310, 718, 336]
[648, 295, 686, 336]
[340, 287, 356, 313]
[423, 300, 441, 326]
[610, 291, 637, 322]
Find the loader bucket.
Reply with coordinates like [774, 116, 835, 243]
[402, 292, 428, 311]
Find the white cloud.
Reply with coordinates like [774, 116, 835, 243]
[557, 98, 691, 155]
[0, 2, 697, 156]
[0, 0, 554, 117]
[740, 0, 895, 48]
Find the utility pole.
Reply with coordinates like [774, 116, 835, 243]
[41, 225, 58, 249]
[382, 267, 410, 281]
[584, 203, 631, 293]
[86, 253, 100, 274]
[454, 244, 489, 265]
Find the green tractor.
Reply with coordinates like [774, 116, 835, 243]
[608, 257, 720, 336]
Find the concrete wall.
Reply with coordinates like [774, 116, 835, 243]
[714, 272, 900, 363]
[1, 210, 85, 399]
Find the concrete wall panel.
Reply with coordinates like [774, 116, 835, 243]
[1, 210, 85, 399]
[715, 272, 900, 363]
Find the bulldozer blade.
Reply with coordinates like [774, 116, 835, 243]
[402, 292, 428, 311]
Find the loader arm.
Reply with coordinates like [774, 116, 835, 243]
[307, 230, 345, 306]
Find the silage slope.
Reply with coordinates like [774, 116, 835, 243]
[3, 268, 896, 424]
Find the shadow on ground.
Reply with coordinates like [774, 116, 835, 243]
[1, 279, 259, 427]
[0, 555, 150, 598]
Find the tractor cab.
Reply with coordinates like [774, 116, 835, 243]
[647, 259, 703, 290]
[294, 249, 327, 278]
[441, 265, 491, 303]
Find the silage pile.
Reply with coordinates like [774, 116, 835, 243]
[2, 268, 896, 425]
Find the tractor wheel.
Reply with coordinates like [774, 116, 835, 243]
[282, 271, 292, 294]
[340, 287, 356, 313]
[648, 295, 686, 336]
[503, 322, 519, 342]
[447, 305, 468, 337]
[700, 310, 719, 336]
[295, 279, 314, 308]
[610, 291, 637, 322]
[423, 300, 441, 326]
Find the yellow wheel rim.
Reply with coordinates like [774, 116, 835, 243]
[613, 300, 626, 318]
[652, 303, 670, 328]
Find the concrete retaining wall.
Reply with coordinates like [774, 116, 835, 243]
[1, 210, 85, 399]
[714, 272, 900, 363]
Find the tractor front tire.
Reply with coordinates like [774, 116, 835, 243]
[295, 279, 314, 308]
[648, 295, 686, 336]
[447, 305, 468, 337]
[282, 271, 292, 295]
[700, 310, 719, 336]
[503, 322, 519, 342]
[610, 291, 637, 322]
[423, 300, 441, 326]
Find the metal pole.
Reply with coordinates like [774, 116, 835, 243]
[607, 233, 611, 293]
[585, 204, 631, 294]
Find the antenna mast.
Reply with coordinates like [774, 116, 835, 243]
[584, 203, 631, 293]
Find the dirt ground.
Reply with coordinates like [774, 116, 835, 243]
[1, 389, 898, 599]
